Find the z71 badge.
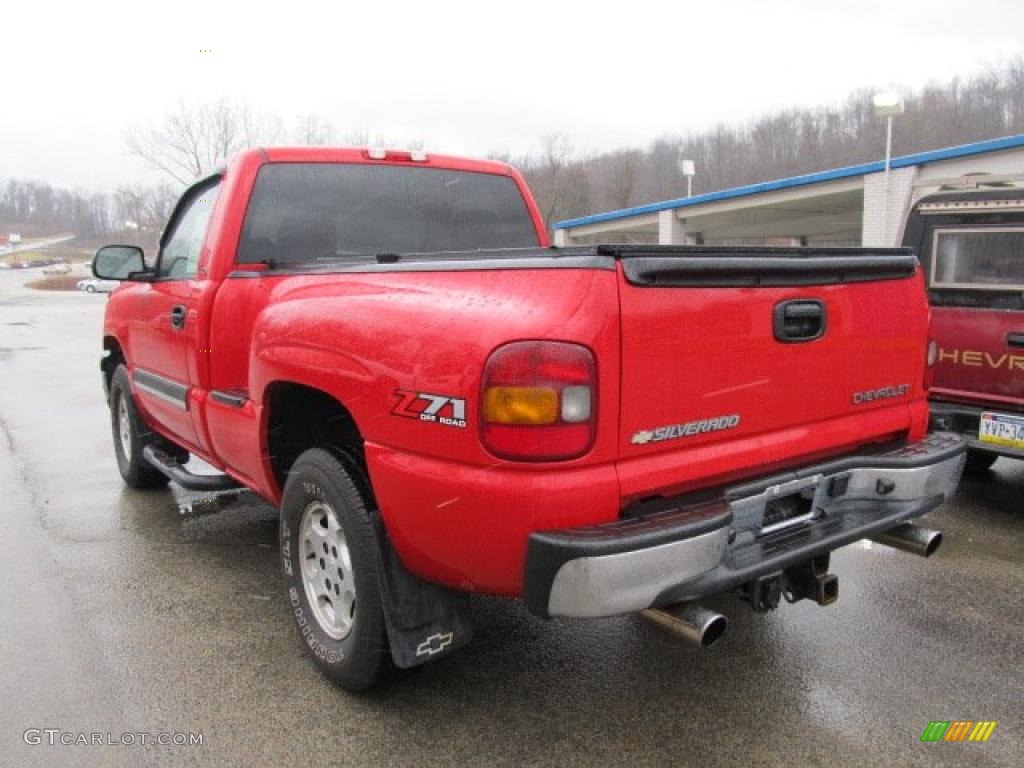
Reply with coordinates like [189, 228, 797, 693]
[392, 390, 467, 428]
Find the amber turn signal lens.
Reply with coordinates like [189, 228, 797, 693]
[483, 386, 559, 425]
[480, 340, 597, 461]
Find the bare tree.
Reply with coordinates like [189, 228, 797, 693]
[517, 57, 1024, 229]
[294, 114, 338, 146]
[144, 184, 179, 230]
[520, 133, 590, 229]
[113, 184, 148, 229]
[125, 99, 282, 185]
[343, 128, 424, 150]
[602, 150, 642, 210]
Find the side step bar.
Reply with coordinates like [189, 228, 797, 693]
[142, 445, 241, 492]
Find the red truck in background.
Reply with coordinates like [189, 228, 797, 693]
[901, 180, 1024, 472]
[93, 147, 965, 691]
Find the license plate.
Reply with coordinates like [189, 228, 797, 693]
[979, 411, 1024, 449]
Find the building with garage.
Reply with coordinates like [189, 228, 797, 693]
[552, 134, 1024, 248]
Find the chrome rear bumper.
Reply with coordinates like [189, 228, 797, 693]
[524, 433, 965, 618]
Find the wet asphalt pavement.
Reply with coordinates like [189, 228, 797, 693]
[0, 271, 1021, 767]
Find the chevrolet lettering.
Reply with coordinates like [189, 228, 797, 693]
[852, 384, 910, 404]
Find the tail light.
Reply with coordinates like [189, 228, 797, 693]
[362, 148, 428, 162]
[481, 341, 596, 461]
[924, 339, 938, 390]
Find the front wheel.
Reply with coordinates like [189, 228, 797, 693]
[963, 449, 998, 474]
[280, 448, 388, 691]
[109, 365, 172, 488]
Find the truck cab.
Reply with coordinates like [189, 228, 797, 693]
[902, 181, 1024, 471]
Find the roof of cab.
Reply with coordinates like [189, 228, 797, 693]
[239, 146, 517, 176]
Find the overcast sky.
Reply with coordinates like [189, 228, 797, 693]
[2, 0, 1022, 190]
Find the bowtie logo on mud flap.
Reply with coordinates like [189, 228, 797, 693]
[416, 632, 455, 657]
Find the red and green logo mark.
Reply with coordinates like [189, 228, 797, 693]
[921, 721, 997, 743]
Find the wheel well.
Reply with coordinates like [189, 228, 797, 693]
[265, 382, 371, 499]
[102, 337, 125, 398]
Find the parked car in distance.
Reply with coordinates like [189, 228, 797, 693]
[902, 181, 1024, 472]
[42, 262, 72, 275]
[77, 277, 118, 293]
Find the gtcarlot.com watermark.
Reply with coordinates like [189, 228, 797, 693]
[24, 729, 203, 747]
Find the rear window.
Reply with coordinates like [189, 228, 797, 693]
[932, 228, 1024, 290]
[237, 163, 540, 265]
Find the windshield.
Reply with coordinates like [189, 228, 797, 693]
[236, 163, 540, 265]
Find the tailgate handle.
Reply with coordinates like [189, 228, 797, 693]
[1007, 332, 1024, 348]
[774, 300, 826, 342]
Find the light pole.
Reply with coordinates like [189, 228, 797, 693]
[680, 159, 695, 198]
[873, 90, 905, 244]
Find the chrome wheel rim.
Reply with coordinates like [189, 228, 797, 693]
[117, 394, 132, 461]
[299, 500, 356, 640]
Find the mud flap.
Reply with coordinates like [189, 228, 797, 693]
[372, 516, 474, 669]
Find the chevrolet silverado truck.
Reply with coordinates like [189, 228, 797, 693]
[901, 179, 1024, 472]
[93, 147, 966, 691]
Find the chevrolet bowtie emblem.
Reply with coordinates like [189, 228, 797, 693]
[416, 632, 454, 657]
[631, 430, 655, 445]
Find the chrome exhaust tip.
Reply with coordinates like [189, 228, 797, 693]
[869, 522, 943, 558]
[641, 603, 728, 648]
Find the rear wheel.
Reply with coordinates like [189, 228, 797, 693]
[963, 449, 998, 474]
[280, 448, 388, 691]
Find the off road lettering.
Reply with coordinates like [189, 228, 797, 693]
[392, 390, 467, 428]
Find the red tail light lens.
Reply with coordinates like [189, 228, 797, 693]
[924, 339, 938, 390]
[481, 341, 596, 461]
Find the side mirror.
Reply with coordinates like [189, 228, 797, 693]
[93, 245, 148, 280]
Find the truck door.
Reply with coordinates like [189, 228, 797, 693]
[129, 178, 222, 449]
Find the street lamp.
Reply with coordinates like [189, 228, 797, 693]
[680, 159, 696, 198]
[873, 90, 905, 243]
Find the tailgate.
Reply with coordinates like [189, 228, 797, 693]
[613, 247, 928, 497]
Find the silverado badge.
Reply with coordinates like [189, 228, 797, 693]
[631, 414, 741, 445]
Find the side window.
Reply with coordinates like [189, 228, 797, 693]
[158, 180, 221, 279]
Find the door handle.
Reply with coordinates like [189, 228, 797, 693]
[774, 300, 826, 342]
[170, 305, 186, 330]
[1007, 332, 1024, 348]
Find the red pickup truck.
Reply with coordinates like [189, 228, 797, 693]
[901, 182, 1024, 472]
[94, 147, 965, 690]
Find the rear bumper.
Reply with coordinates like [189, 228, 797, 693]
[930, 401, 1024, 460]
[524, 432, 966, 618]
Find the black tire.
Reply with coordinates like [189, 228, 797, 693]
[86, 285, 96, 293]
[963, 449, 998, 474]
[280, 448, 388, 691]
[109, 364, 182, 489]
